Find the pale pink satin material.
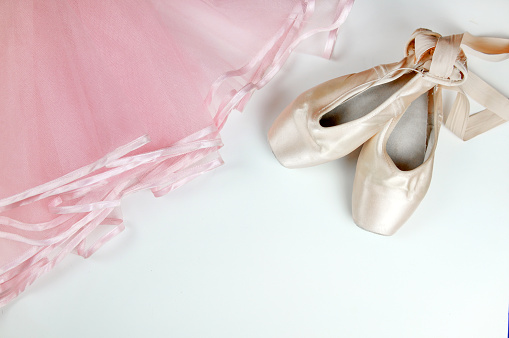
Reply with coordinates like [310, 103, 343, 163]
[353, 30, 509, 235]
[0, 0, 354, 306]
[267, 29, 435, 168]
[267, 28, 508, 235]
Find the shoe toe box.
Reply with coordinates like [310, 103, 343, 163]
[352, 169, 431, 236]
[268, 106, 323, 168]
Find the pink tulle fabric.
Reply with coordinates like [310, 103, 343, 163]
[0, 0, 353, 306]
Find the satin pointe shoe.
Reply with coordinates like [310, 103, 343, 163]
[268, 29, 443, 168]
[352, 31, 509, 235]
[352, 86, 442, 235]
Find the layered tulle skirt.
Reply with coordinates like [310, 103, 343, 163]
[0, 0, 353, 306]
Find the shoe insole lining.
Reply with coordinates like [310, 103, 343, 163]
[320, 73, 415, 127]
[386, 92, 429, 171]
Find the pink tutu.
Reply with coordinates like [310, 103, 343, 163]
[0, 0, 353, 306]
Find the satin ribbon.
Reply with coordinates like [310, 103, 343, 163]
[411, 29, 509, 140]
[207, 0, 354, 129]
[0, 124, 223, 306]
[444, 33, 509, 140]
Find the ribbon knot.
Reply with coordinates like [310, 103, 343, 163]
[406, 29, 468, 86]
[408, 29, 509, 140]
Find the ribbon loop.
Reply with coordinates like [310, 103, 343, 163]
[437, 32, 509, 140]
[406, 29, 468, 86]
[428, 34, 465, 82]
[407, 29, 509, 140]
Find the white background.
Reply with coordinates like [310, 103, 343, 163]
[1, 0, 509, 337]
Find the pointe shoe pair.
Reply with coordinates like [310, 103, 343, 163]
[268, 29, 509, 235]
